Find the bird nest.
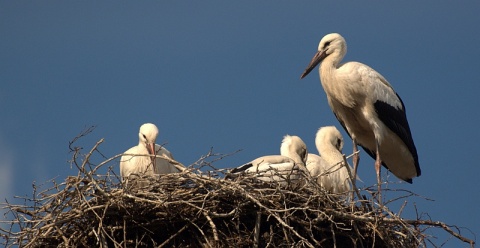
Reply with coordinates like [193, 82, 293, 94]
[0, 131, 475, 247]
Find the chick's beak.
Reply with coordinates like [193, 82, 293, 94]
[147, 143, 157, 174]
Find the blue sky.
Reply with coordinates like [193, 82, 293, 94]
[1, 2, 478, 246]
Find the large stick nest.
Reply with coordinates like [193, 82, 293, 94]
[0, 133, 475, 247]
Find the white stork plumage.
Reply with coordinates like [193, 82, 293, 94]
[300, 33, 420, 202]
[120, 123, 179, 182]
[229, 135, 308, 186]
[306, 126, 352, 194]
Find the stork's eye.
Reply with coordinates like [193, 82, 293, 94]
[142, 134, 147, 139]
[324, 41, 331, 48]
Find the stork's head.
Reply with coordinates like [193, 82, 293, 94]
[300, 33, 347, 79]
[280, 135, 308, 165]
[315, 126, 344, 154]
[138, 123, 159, 170]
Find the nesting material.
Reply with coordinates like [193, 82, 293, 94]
[0, 138, 474, 248]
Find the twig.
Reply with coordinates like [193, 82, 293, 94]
[253, 211, 262, 248]
[0, 134, 475, 248]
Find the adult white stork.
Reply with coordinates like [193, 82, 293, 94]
[120, 123, 179, 182]
[229, 135, 308, 186]
[306, 126, 352, 194]
[300, 33, 420, 202]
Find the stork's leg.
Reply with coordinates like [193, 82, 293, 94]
[352, 139, 360, 180]
[351, 139, 360, 202]
[375, 142, 383, 207]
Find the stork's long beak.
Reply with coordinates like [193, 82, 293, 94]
[300, 50, 327, 79]
[147, 143, 157, 174]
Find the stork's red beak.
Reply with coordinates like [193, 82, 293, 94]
[300, 50, 327, 79]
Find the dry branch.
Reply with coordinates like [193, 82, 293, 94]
[0, 135, 476, 248]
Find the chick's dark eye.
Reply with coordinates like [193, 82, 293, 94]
[142, 134, 147, 139]
[324, 41, 331, 48]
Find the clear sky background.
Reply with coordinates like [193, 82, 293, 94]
[1, 2, 478, 246]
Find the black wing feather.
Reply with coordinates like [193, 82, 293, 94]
[374, 93, 420, 177]
[229, 163, 253, 174]
[333, 100, 420, 183]
[225, 162, 254, 180]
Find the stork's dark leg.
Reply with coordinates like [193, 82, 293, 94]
[375, 142, 383, 208]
